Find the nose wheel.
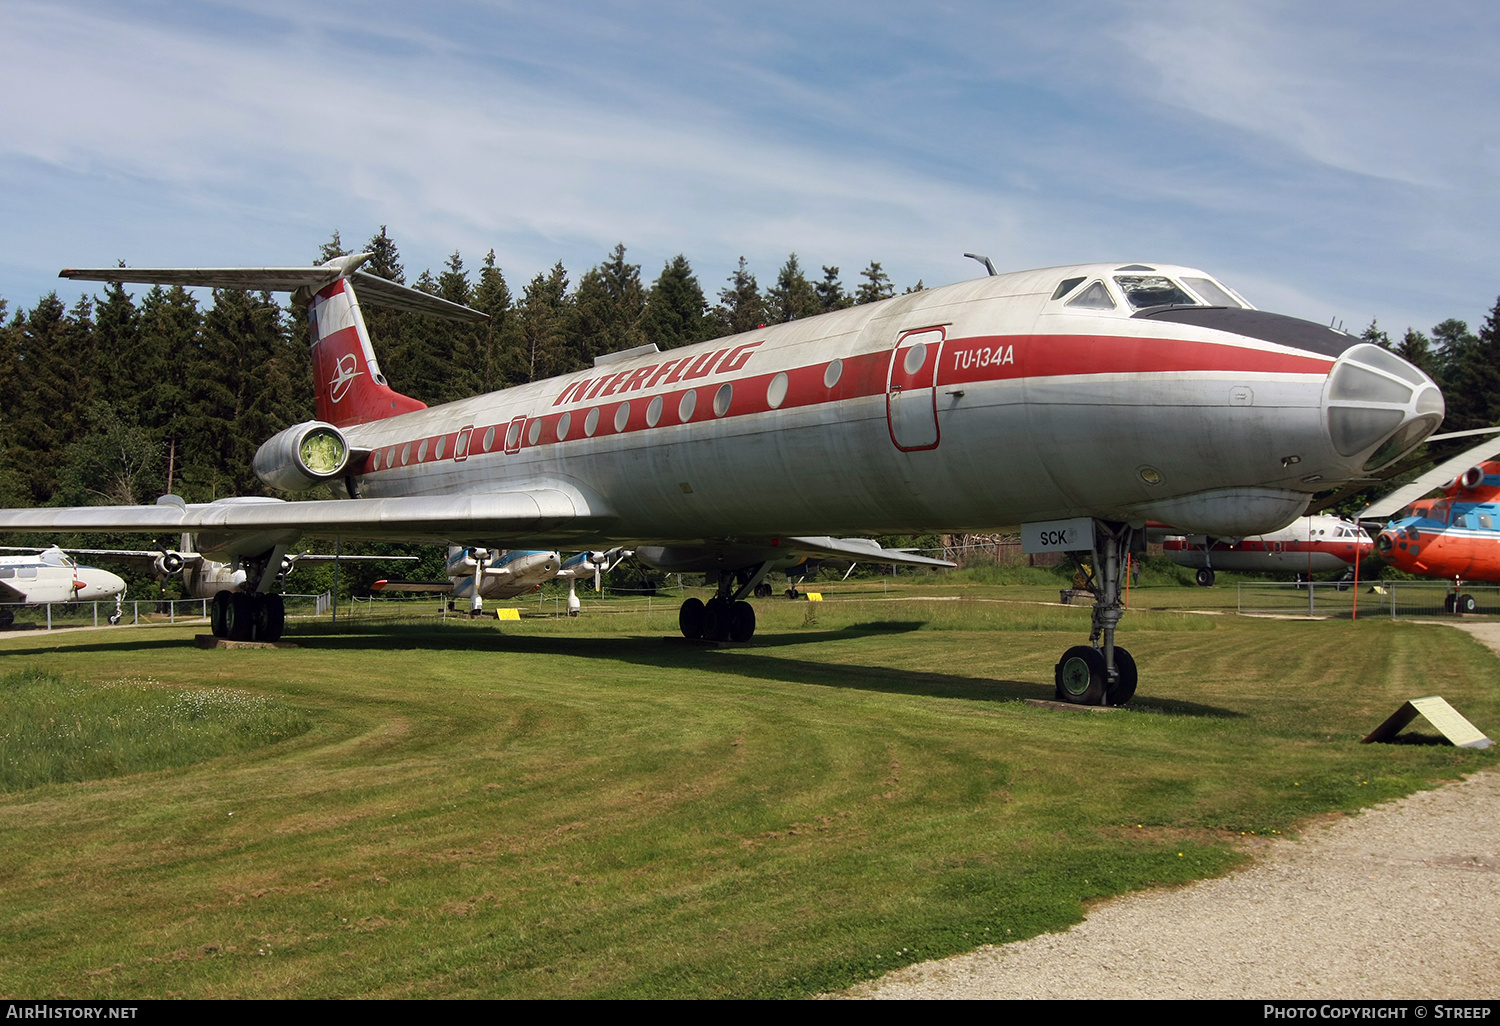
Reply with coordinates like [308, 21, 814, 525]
[1052, 521, 1139, 706]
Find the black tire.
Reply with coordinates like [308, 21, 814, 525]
[1107, 647, 1138, 706]
[678, 597, 705, 639]
[1195, 568, 1215, 588]
[703, 597, 731, 641]
[227, 592, 254, 641]
[1444, 593, 1458, 614]
[1458, 593, 1478, 615]
[261, 594, 286, 642]
[107, 612, 122, 626]
[1055, 645, 1106, 705]
[0, 608, 13, 628]
[729, 600, 756, 643]
[211, 590, 234, 638]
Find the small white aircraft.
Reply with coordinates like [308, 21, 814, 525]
[0, 546, 127, 626]
[1162, 514, 1373, 586]
[0, 254, 1444, 706]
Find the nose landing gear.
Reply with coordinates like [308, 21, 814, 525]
[1053, 521, 1138, 706]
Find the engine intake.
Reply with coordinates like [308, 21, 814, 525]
[253, 421, 352, 492]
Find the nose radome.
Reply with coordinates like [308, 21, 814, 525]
[1324, 344, 1443, 473]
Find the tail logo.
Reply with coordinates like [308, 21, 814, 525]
[329, 353, 363, 404]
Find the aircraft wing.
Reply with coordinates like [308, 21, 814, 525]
[782, 536, 955, 568]
[370, 580, 454, 593]
[0, 491, 614, 553]
[59, 263, 485, 323]
[1358, 433, 1500, 521]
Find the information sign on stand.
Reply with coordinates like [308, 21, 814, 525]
[1362, 696, 1493, 748]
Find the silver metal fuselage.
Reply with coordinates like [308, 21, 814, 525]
[326, 263, 1433, 549]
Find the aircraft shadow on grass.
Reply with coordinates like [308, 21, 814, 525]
[0, 620, 1238, 718]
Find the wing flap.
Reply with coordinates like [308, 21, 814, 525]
[784, 536, 955, 568]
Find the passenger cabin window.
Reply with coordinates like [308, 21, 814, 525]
[1481, 514, 1494, 530]
[1181, 276, 1243, 308]
[1066, 280, 1116, 310]
[1112, 275, 1199, 310]
[1051, 276, 1086, 300]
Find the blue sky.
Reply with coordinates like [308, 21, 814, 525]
[2, 1, 1497, 338]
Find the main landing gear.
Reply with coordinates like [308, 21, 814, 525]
[210, 591, 286, 642]
[207, 545, 289, 642]
[678, 562, 771, 643]
[1054, 520, 1139, 707]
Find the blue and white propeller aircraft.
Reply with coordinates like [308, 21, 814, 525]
[0, 254, 1446, 705]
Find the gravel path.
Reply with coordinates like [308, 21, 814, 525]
[836, 623, 1500, 1000]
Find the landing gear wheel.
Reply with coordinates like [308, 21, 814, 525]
[785, 588, 800, 600]
[729, 600, 756, 642]
[1195, 568, 1215, 588]
[1106, 647, 1138, 706]
[754, 582, 773, 598]
[107, 612, 122, 626]
[1055, 645, 1106, 705]
[227, 592, 254, 641]
[1458, 593, 1478, 615]
[211, 590, 234, 638]
[703, 597, 731, 641]
[257, 594, 285, 642]
[678, 597, 705, 639]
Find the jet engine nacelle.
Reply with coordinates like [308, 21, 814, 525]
[253, 421, 352, 492]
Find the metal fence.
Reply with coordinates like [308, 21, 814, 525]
[1236, 581, 1500, 619]
[0, 593, 334, 631]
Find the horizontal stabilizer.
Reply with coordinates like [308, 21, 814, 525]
[784, 536, 955, 568]
[60, 255, 486, 322]
[371, 580, 454, 593]
[1358, 431, 1500, 520]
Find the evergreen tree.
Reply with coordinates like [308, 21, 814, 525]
[1360, 319, 1392, 349]
[472, 249, 517, 391]
[351, 226, 415, 401]
[816, 265, 851, 311]
[1430, 318, 1478, 396]
[92, 280, 141, 419]
[318, 230, 349, 264]
[713, 257, 765, 335]
[855, 261, 895, 305]
[566, 244, 647, 366]
[1444, 297, 1500, 433]
[10, 294, 87, 502]
[363, 226, 404, 281]
[640, 255, 712, 349]
[1396, 328, 1433, 376]
[511, 263, 573, 383]
[904, 280, 926, 294]
[765, 253, 821, 323]
[135, 285, 201, 493]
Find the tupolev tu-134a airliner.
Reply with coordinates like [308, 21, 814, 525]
[0, 255, 1444, 706]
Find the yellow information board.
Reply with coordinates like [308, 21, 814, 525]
[496, 608, 522, 621]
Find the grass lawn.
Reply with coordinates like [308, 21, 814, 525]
[0, 587, 1494, 998]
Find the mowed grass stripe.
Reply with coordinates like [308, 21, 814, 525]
[0, 597, 1494, 998]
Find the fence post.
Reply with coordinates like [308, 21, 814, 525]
[1309, 580, 1315, 617]
[170, 600, 175, 625]
[133, 600, 138, 626]
[94, 602, 99, 627]
[47, 603, 52, 630]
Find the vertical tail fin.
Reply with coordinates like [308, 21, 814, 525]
[307, 278, 427, 427]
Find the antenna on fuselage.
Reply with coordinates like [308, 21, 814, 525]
[963, 253, 998, 276]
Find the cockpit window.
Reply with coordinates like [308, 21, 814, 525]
[1181, 276, 1243, 308]
[1066, 280, 1116, 310]
[1113, 275, 1199, 310]
[1051, 276, 1085, 301]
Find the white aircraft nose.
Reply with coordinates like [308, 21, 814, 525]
[1324, 343, 1443, 472]
[77, 569, 126, 599]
